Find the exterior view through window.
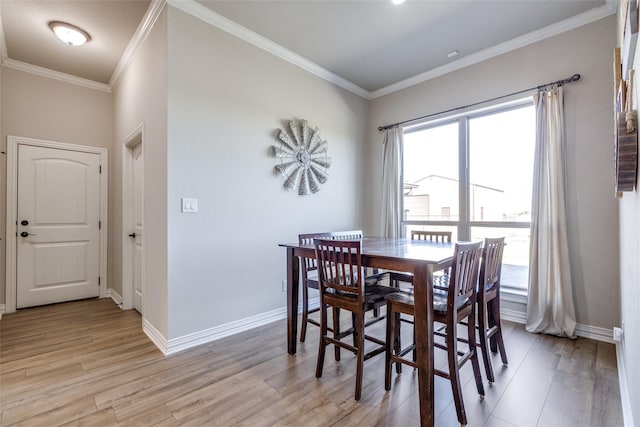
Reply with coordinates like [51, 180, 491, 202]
[402, 100, 535, 294]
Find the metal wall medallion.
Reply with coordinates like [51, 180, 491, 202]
[272, 119, 331, 195]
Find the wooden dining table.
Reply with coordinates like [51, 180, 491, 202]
[279, 237, 453, 427]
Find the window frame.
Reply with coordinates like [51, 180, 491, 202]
[400, 98, 535, 293]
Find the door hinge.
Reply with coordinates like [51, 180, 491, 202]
[99, 220, 102, 229]
[98, 276, 101, 286]
[99, 165, 102, 174]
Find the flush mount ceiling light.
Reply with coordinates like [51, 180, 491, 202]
[49, 21, 91, 46]
[391, 0, 406, 4]
[446, 50, 459, 58]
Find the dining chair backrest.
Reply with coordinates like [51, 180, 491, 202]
[411, 230, 452, 243]
[298, 231, 363, 274]
[299, 232, 332, 274]
[314, 238, 364, 301]
[330, 230, 364, 241]
[448, 241, 483, 308]
[480, 237, 505, 292]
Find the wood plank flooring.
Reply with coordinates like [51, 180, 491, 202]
[0, 298, 624, 426]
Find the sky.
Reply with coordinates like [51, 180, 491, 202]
[403, 103, 535, 217]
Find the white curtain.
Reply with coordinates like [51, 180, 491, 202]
[380, 126, 403, 238]
[526, 86, 577, 338]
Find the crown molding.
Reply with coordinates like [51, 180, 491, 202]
[166, 0, 370, 99]
[369, 3, 617, 99]
[109, 0, 166, 88]
[0, 0, 618, 100]
[0, 0, 165, 91]
[1, 59, 111, 92]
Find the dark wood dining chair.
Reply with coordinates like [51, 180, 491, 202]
[325, 230, 390, 330]
[314, 238, 397, 401]
[384, 241, 485, 427]
[477, 237, 508, 383]
[299, 230, 386, 343]
[411, 230, 452, 243]
[298, 232, 332, 343]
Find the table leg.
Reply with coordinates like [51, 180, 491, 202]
[413, 265, 435, 426]
[286, 247, 300, 355]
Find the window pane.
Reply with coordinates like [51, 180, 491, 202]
[469, 106, 535, 222]
[471, 226, 530, 293]
[403, 123, 459, 222]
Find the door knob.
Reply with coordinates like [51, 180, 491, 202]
[128, 233, 136, 238]
[20, 231, 36, 237]
[21, 220, 29, 226]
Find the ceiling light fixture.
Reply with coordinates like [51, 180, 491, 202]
[391, 0, 406, 5]
[49, 21, 91, 46]
[446, 50, 459, 58]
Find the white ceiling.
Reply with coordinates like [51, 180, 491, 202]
[0, 0, 150, 84]
[197, 0, 610, 93]
[0, 0, 614, 95]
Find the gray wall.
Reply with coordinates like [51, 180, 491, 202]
[112, 8, 168, 336]
[0, 67, 113, 306]
[165, 7, 369, 339]
[365, 16, 619, 332]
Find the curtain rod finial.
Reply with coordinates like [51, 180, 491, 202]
[571, 74, 580, 82]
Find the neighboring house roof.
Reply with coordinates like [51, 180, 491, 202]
[405, 174, 504, 195]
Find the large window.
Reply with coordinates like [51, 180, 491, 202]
[402, 101, 535, 294]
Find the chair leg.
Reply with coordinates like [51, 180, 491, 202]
[477, 300, 495, 383]
[354, 311, 365, 401]
[490, 297, 508, 365]
[352, 312, 358, 347]
[487, 298, 498, 353]
[385, 302, 394, 391]
[300, 283, 309, 342]
[333, 307, 341, 361]
[316, 301, 327, 379]
[412, 321, 417, 365]
[395, 312, 402, 375]
[447, 323, 467, 427]
[468, 315, 486, 398]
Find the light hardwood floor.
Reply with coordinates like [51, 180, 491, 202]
[0, 298, 623, 426]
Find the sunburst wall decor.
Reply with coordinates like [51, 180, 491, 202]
[272, 118, 331, 195]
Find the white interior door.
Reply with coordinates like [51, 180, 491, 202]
[131, 142, 143, 313]
[16, 145, 101, 308]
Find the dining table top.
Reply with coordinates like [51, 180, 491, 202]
[279, 236, 454, 266]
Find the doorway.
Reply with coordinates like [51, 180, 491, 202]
[122, 126, 144, 314]
[5, 136, 108, 312]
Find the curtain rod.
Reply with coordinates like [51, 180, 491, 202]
[377, 73, 581, 131]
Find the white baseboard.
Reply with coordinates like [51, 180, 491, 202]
[307, 296, 320, 311]
[164, 306, 287, 355]
[143, 297, 320, 356]
[107, 288, 123, 306]
[501, 307, 527, 324]
[575, 323, 615, 344]
[142, 295, 615, 357]
[500, 307, 614, 343]
[142, 318, 169, 354]
[616, 342, 635, 427]
[0, 304, 5, 320]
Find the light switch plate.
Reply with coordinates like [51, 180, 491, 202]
[181, 198, 198, 213]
